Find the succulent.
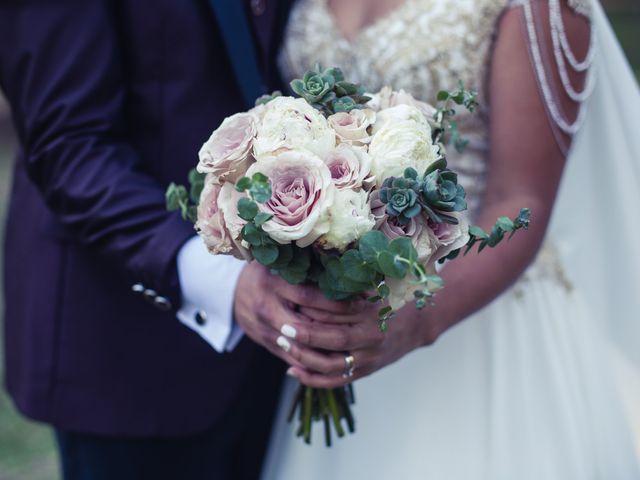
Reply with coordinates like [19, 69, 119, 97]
[379, 175, 421, 225]
[255, 90, 282, 106]
[332, 96, 358, 113]
[290, 66, 371, 114]
[290, 66, 341, 104]
[378, 162, 467, 226]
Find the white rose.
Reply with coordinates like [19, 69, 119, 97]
[253, 96, 335, 159]
[371, 104, 430, 135]
[197, 112, 257, 184]
[369, 115, 440, 187]
[385, 263, 441, 311]
[324, 144, 374, 190]
[368, 86, 437, 120]
[245, 150, 335, 247]
[327, 108, 376, 145]
[318, 189, 375, 251]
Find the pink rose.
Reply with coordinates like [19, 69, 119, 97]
[196, 175, 251, 260]
[324, 144, 373, 191]
[197, 112, 257, 183]
[371, 190, 435, 263]
[327, 108, 376, 145]
[429, 213, 470, 262]
[246, 151, 335, 247]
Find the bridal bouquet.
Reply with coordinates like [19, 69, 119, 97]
[166, 66, 529, 446]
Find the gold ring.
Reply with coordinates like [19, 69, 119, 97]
[343, 353, 355, 378]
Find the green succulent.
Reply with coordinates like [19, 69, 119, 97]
[290, 65, 371, 114]
[379, 176, 421, 224]
[332, 96, 359, 113]
[255, 90, 282, 106]
[290, 66, 340, 104]
[378, 162, 467, 226]
[420, 159, 466, 224]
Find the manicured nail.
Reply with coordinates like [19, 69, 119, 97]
[281, 324, 297, 339]
[286, 368, 298, 378]
[276, 335, 291, 353]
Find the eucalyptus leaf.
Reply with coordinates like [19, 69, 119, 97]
[253, 244, 279, 266]
[238, 197, 259, 221]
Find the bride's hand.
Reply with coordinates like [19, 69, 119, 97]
[233, 262, 366, 366]
[280, 304, 442, 388]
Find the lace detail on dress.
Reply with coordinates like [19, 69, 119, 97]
[278, 0, 510, 217]
[512, 241, 574, 299]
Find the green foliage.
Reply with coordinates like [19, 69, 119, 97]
[433, 81, 478, 154]
[438, 208, 532, 264]
[237, 197, 259, 221]
[236, 172, 272, 204]
[289, 65, 371, 115]
[165, 168, 206, 223]
[188, 169, 206, 204]
[255, 90, 282, 106]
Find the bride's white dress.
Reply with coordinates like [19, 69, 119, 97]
[262, 0, 640, 478]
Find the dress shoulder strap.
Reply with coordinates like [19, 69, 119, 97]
[507, 0, 596, 153]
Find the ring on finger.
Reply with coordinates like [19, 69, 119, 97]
[343, 353, 356, 378]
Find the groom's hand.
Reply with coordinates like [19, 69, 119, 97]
[233, 262, 365, 365]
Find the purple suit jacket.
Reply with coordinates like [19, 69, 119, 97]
[0, 0, 292, 436]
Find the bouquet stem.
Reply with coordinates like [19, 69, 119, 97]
[288, 383, 356, 446]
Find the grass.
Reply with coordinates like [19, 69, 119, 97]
[0, 10, 638, 480]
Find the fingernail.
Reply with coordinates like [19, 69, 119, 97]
[281, 324, 297, 339]
[286, 368, 298, 378]
[276, 335, 291, 353]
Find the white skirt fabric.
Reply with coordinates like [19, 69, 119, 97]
[263, 3, 640, 477]
[262, 251, 640, 479]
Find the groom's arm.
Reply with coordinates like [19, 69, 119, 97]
[0, 0, 340, 354]
[0, 0, 193, 307]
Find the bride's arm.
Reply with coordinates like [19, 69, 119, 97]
[417, 0, 592, 340]
[284, 1, 592, 388]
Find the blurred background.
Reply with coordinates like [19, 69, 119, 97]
[0, 3, 638, 479]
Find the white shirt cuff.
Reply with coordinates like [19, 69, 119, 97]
[176, 236, 246, 352]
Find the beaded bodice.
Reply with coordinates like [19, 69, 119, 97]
[279, 0, 593, 215]
[279, 0, 511, 214]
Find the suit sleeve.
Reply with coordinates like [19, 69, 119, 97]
[0, 0, 195, 307]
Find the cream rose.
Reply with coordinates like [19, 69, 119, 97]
[324, 144, 373, 190]
[196, 175, 250, 260]
[369, 86, 437, 121]
[371, 104, 430, 135]
[253, 97, 335, 159]
[385, 263, 441, 311]
[369, 110, 440, 187]
[245, 150, 335, 247]
[319, 189, 375, 251]
[197, 112, 257, 183]
[327, 108, 376, 145]
[429, 214, 470, 262]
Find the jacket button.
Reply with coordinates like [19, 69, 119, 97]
[154, 296, 172, 311]
[131, 283, 145, 294]
[143, 289, 157, 302]
[195, 310, 207, 326]
[250, 0, 266, 16]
